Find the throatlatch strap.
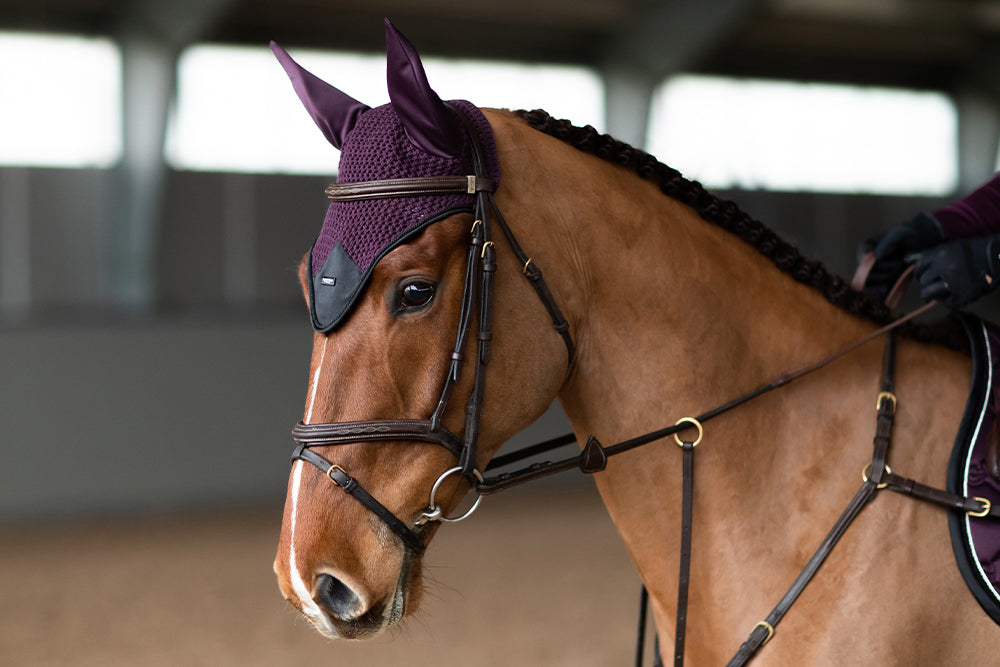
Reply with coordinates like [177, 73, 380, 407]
[489, 198, 575, 366]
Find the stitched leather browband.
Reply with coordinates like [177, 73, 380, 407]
[326, 175, 497, 201]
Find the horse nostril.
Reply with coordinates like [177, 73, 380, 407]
[314, 573, 363, 620]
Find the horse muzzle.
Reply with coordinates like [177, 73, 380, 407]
[275, 553, 416, 640]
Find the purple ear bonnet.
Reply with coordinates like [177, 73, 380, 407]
[272, 21, 501, 332]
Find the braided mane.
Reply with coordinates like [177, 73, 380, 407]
[516, 108, 967, 350]
[516, 108, 894, 323]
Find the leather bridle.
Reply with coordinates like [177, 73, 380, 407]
[290, 106, 574, 554]
[288, 110, 1000, 664]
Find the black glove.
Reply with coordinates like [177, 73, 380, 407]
[913, 235, 1000, 308]
[858, 212, 944, 298]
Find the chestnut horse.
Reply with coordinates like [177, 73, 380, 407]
[272, 23, 999, 664]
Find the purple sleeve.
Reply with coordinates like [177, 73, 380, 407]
[935, 172, 1000, 239]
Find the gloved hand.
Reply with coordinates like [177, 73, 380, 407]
[858, 212, 944, 298]
[913, 235, 1000, 308]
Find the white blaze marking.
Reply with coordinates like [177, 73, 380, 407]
[305, 337, 329, 424]
[287, 337, 339, 636]
[288, 461, 321, 615]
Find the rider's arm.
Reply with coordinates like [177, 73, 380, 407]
[934, 172, 1000, 239]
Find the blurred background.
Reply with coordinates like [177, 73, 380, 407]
[1, 0, 999, 664]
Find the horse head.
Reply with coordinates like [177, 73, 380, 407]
[271, 20, 570, 639]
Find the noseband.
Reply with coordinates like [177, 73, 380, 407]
[290, 108, 574, 554]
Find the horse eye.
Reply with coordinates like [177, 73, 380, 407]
[399, 281, 435, 310]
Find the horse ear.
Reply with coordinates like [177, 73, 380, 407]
[270, 41, 370, 149]
[384, 19, 464, 159]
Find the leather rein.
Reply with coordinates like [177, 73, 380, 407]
[288, 113, 999, 663]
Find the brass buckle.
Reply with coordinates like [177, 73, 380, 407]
[969, 497, 992, 518]
[326, 464, 346, 486]
[876, 391, 897, 412]
[754, 620, 775, 646]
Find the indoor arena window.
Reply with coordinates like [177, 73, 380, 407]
[166, 44, 604, 174]
[647, 75, 957, 195]
[0, 32, 121, 168]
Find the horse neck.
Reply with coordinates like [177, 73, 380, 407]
[493, 114, 990, 661]
[519, 142, 903, 619]
[489, 109, 888, 494]
[550, 167, 879, 444]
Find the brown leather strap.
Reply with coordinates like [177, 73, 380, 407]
[883, 473, 1000, 517]
[884, 265, 915, 311]
[292, 419, 464, 459]
[292, 443, 428, 553]
[851, 251, 877, 292]
[726, 481, 879, 666]
[851, 251, 915, 310]
[674, 440, 695, 667]
[636, 587, 666, 667]
[481, 303, 937, 495]
[726, 334, 898, 667]
[489, 198, 575, 365]
[325, 175, 496, 201]
[867, 333, 897, 488]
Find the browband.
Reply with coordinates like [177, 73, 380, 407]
[326, 175, 497, 202]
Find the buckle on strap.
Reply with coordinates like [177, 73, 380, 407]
[326, 464, 349, 487]
[292, 448, 427, 553]
[970, 497, 992, 517]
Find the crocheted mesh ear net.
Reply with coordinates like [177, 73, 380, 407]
[306, 99, 500, 331]
[313, 100, 500, 280]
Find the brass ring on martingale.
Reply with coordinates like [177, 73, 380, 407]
[673, 417, 704, 448]
[861, 463, 891, 489]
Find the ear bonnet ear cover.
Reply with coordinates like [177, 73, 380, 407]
[273, 21, 501, 332]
